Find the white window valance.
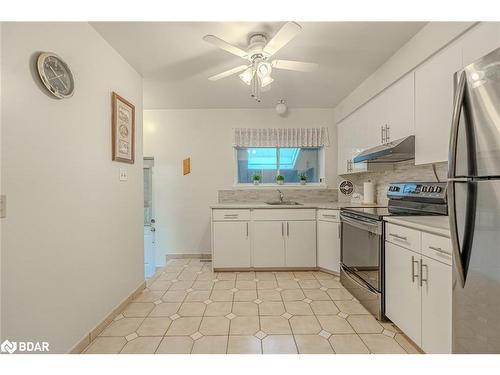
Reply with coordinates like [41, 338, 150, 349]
[233, 127, 330, 148]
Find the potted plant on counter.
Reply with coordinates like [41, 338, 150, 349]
[299, 173, 307, 185]
[252, 173, 261, 185]
[276, 175, 285, 185]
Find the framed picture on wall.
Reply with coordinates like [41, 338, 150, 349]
[111, 92, 135, 164]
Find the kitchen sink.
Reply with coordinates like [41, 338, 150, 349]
[265, 201, 303, 205]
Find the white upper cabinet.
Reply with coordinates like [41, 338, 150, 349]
[382, 73, 415, 141]
[415, 41, 462, 165]
[462, 22, 500, 67]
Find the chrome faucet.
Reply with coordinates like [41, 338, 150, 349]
[277, 189, 285, 203]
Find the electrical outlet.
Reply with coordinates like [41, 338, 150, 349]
[119, 168, 128, 182]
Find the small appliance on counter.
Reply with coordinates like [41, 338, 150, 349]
[339, 181, 448, 320]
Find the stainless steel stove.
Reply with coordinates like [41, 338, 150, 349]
[339, 182, 448, 320]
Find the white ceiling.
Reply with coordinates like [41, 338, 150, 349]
[91, 22, 426, 109]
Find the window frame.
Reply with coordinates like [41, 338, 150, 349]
[233, 146, 327, 188]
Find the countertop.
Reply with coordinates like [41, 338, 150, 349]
[384, 216, 450, 237]
[210, 202, 382, 210]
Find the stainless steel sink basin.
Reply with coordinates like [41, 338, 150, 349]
[265, 201, 302, 206]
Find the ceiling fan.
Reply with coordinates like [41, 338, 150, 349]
[202, 22, 318, 102]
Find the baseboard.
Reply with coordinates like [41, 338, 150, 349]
[165, 253, 211, 262]
[69, 280, 146, 354]
[317, 267, 340, 276]
[213, 267, 318, 272]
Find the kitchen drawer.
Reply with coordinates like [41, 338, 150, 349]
[386, 223, 421, 253]
[421, 232, 452, 265]
[252, 209, 316, 221]
[317, 209, 340, 222]
[212, 209, 251, 221]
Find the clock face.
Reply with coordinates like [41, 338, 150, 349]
[37, 52, 75, 98]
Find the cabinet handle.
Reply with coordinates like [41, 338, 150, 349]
[386, 124, 390, 143]
[381, 126, 385, 144]
[246, 222, 249, 238]
[281, 222, 284, 237]
[411, 256, 419, 283]
[322, 214, 337, 218]
[420, 259, 428, 286]
[389, 233, 408, 241]
[287, 222, 290, 237]
[338, 223, 341, 239]
[429, 246, 450, 255]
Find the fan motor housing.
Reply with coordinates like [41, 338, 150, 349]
[248, 34, 268, 60]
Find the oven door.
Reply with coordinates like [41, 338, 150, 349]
[340, 212, 383, 292]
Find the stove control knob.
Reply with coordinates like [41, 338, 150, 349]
[435, 186, 442, 193]
[422, 186, 428, 192]
[429, 186, 435, 193]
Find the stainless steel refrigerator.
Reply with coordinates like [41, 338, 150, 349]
[448, 46, 500, 353]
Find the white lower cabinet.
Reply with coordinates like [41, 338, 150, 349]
[385, 223, 452, 354]
[253, 221, 286, 267]
[385, 242, 422, 345]
[286, 220, 316, 267]
[317, 216, 341, 273]
[421, 255, 452, 354]
[212, 221, 251, 268]
[212, 209, 316, 269]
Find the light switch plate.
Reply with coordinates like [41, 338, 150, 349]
[0, 195, 6, 218]
[119, 168, 128, 181]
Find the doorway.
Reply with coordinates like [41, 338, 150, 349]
[143, 157, 156, 278]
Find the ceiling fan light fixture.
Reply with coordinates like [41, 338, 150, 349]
[239, 67, 254, 85]
[261, 76, 274, 88]
[257, 61, 272, 79]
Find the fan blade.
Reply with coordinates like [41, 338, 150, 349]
[271, 60, 318, 72]
[208, 65, 249, 81]
[203, 35, 248, 59]
[263, 22, 302, 56]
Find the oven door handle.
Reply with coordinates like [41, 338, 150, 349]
[340, 213, 381, 234]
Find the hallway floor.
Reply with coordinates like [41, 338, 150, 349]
[83, 258, 419, 354]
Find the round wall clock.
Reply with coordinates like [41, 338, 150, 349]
[36, 52, 75, 99]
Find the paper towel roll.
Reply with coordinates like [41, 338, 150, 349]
[363, 181, 375, 204]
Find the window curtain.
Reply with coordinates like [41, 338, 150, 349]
[233, 127, 330, 148]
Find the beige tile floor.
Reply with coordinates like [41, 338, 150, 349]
[83, 258, 420, 354]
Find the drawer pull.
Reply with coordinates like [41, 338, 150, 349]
[390, 233, 408, 241]
[224, 214, 238, 217]
[428, 246, 450, 255]
[322, 214, 337, 218]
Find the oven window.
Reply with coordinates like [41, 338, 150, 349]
[341, 220, 381, 290]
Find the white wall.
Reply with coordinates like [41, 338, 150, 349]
[143, 108, 335, 264]
[334, 22, 475, 122]
[1, 23, 144, 352]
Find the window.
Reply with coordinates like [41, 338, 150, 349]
[236, 147, 321, 184]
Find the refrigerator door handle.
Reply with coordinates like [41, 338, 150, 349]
[448, 181, 466, 287]
[448, 70, 466, 179]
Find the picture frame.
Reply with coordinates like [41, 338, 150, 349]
[111, 92, 135, 164]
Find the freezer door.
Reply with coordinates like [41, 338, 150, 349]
[450, 47, 500, 178]
[450, 179, 500, 353]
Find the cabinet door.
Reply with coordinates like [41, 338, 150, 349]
[285, 220, 317, 267]
[337, 118, 351, 175]
[415, 41, 462, 165]
[213, 221, 251, 268]
[421, 255, 452, 354]
[317, 220, 340, 273]
[253, 221, 285, 267]
[383, 73, 415, 141]
[385, 242, 422, 346]
[462, 22, 500, 67]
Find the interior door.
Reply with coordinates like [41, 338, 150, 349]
[451, 179, 500, 353]
[385, 242, 422, 346]
[253, 221, 285, 267]
[421, 255, 452, 354]
[285, 220, 316, 267]
[143, 158, 156, 278]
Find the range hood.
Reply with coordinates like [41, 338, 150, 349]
[353, 135, 415, 164]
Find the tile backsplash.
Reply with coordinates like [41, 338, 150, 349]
[218, 188, 338, 203]
[338, 161, 448, 205]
